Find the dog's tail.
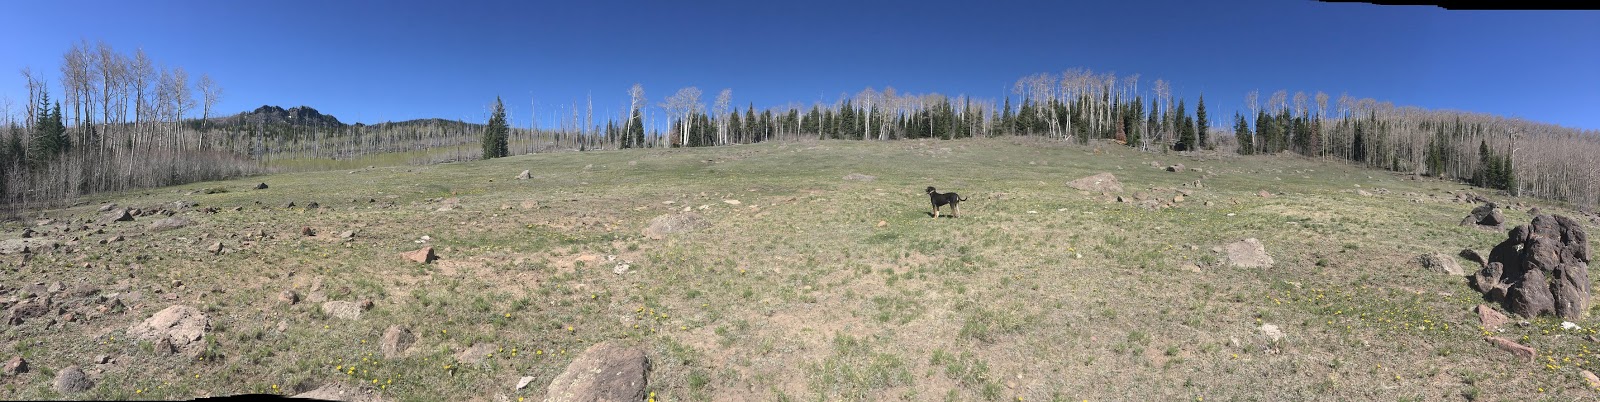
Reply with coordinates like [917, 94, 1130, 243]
[959, 196, 968, 202]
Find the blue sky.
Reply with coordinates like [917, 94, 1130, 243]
[1, 0, 1597, 131]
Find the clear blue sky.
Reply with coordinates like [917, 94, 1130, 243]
[2, 0, 1597, 131]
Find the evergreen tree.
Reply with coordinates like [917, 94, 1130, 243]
[481, 96, 509, 159]
[1172, 99, 1194, 151]
[1234, 113, 1253, 155]
[623, 108, 644, 148]
[30, 92, 69, 167]
[1000, 96, 1014, 135]
[1195, 95, 1209, 150]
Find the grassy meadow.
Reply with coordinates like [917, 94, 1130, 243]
[2, 137, 1596, 401]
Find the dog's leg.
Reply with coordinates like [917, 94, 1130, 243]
[933, 206, 940, 219]
[953, 204, 959, 218]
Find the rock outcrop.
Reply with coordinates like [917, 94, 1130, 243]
[1470, 214, 1591, 319]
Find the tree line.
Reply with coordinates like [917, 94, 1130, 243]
[2, 40, 246, 214]
[9, 52, 1600, 215]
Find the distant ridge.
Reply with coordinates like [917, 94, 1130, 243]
[220, 105, 346, 128]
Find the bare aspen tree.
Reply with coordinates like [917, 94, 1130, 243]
[199, 73, 221, 121]
[1268, 90, 1288, 113]
[660, 87, 701, 147]
[21, 68, 43, 128]
[1153, 79, 1170, 144]
[1293, 91, 1308, 119]
[854, 87, 877, 140]
[131, 49, 153, 136]
[714, 88, 732, 145]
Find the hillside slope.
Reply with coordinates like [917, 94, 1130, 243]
[1, 138, 1596, 400]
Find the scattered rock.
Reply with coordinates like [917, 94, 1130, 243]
[306, 201, 320, 209]
[402, 247, 436, 264]
[723, 199, 741, 205]
[277, 290, 299, 305]
[516, 376, 535, 390]
[338, 230, 356, 239]
[3, 356, 26, 375]
[127, 305, 209, 357]
[611, 263, 631, 275]
[98, 203, 117, 212]
[285, 201, 296, 208]
[1584, 370, 1600, 389]
[1258, 323, 1284, 342]
[207, 242, 224, 254]
[1224, 238, 1274, 268]
[1460, 248, 1487, 268]
[100, 208, 134, 224]
[1417, 253, 1464, 276]
[516, 170, 531, 180]
[876, 220, 888, 228]
[643, 212, 708, 240]
[842, 173, 876, 182]
[147, 217, 193, 232]
[19, 228, 34, 238]
[322, 301, 364, 320]
[254, 183, 269, 190]
[1257, 190, 1274, 198]
[53, 365, 92, 393]
[455, 343, 498, 364]
[292, 382, 386, 402]
[1485, 336, 1536, 362]
[1165, 164, 1185, 172]
[1356, 189, 1373, 197]
[380, 325, 416, 358]
[1066, 173, 1122, 193]
[545, 341, 650, 402]
[1460, 202, 1506, 229]
[1476, 304, 1510, 330]
[301, 227, 317, 237]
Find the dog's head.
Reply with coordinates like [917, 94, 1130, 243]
[925, 186, 937, 194]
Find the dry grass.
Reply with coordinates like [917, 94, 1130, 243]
[1, 137, 1596, 401]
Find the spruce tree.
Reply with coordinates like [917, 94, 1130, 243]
[30, 93, 68, 167]
[623, 108, 644, 148]
[481, 96, 509, 159]
[1195, 95, 1209, 150]
[1234, 113, 1253, 155]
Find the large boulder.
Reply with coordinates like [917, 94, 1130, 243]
[545, 341, 650, 402]
[127, 305, 210, 357]
[380, 325, 416, 359]
[1471, 214, 1592, 319]
[1066, 173, 1122, 193]
[53, 366, 92, 393]
[1460, 202, 1505, 228]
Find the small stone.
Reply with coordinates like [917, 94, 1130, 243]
[403, 247, 437, 264]
[1259, 323, 1284, 342]
[277, 290, 299, 305]
[207, 242, 223, 254]
[94, 355, 111, 364]
[254, 183, 268, 190]
[1476, 305, 1509, 331]
[3, 356, 26, 375]
[876, 220, 888, 228]
[380, 325, 416, 358]
[517, 376, 536, 390]
[301, 227, 316, 237]
[1485, 336, 1536, 362]
[338, 231, 355, 239]
[322, 301, 363, 320]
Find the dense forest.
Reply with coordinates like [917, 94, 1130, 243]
[5, 44, 1600, 216]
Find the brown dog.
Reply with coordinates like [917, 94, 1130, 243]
[925, 187, 968, 218]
